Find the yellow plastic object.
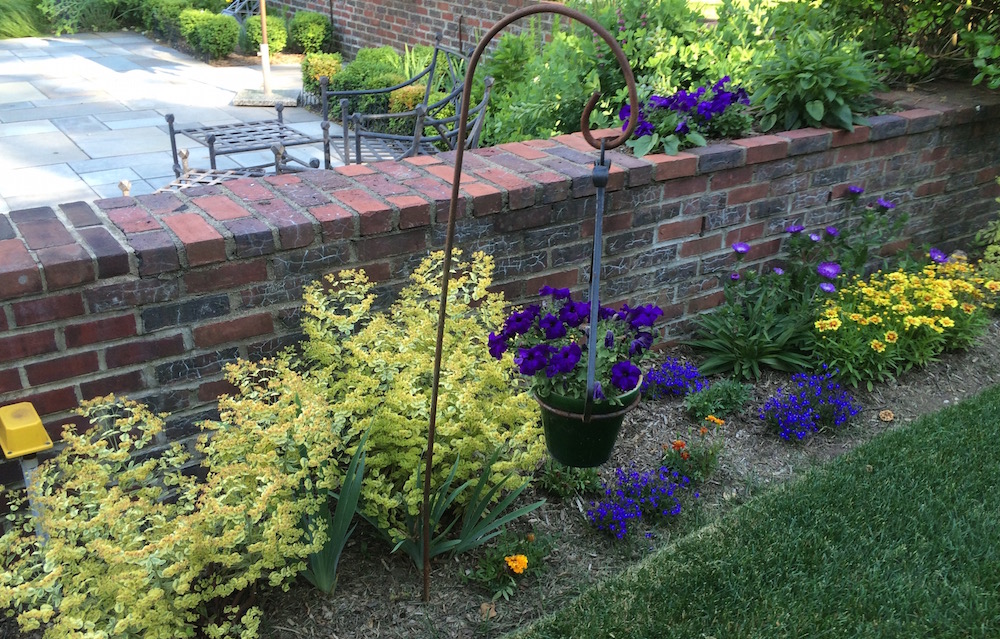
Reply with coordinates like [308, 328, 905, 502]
[0, 402, 53, 458]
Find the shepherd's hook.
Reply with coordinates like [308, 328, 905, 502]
[421, 3, 639, 602]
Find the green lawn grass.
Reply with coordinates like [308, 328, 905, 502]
[513, 384, 1000, 638]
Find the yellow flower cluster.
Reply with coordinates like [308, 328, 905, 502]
[704, 414, 725, 426]
[505, 554, 529, 574]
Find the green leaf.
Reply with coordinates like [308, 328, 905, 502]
[805, 100, 824, 123]
[760, 113, 777, 132]
[686, 131, 707, 147]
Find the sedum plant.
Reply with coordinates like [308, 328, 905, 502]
[295, 250, 544, 549]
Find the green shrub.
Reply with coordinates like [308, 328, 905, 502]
[0, 0, 48, 37]
[142, 0, 223, 39]
[749, 25, 881, 132]
[536, 458, 602, 500]
[683, 379, 751, 421]
[292, 250, 544, 544]
[0, 395, 333, 638]
[241, 13, 287, 54]
[37, 0, 127, 34]
[191, 12, 238, 59]
[178, 7, 211, 49]
[288, 10, 331, 54]
[389, 84, 426, 113]
[301, 51, 342, 95]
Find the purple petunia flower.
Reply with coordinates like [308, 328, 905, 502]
[730, 272, 740, 281]
[809, 233, 822, 242]
[627, 304, 664, 329]
[539, 285, 572, 299]
[592, 382, 605, 401]
[786, 224, 805, 234]
[819, 282, 837, 293]
[825, 226, 839, 237]
[929, 248, 949, 263]
[546, 342, 582, 378]
[629, 332, 653, 356]
[817, 262, 842, 279]
[732, 242, 750, 254]
[539, 313, 567, 340]
[487, 332, 507, 359]
[514, 344, 550, 376]
[559, 300, 590, 327]
[611, 360, 642, 392]
[505, 305, 539, 335]
[848, 185, 864, 195]
[773, 267, 785, 275]
[605, 330, 615, 349]
[875, 197, 896, 210]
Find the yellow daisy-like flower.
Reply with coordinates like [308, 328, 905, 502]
[505, 554, 528, 575]
[867, 315, 882, 325]
[884, 330, 898, 343]
[938, 316, 955, 328]
[870, 339, 886, 353]
[986, 281, 1000, 294]
[823, 307, 839, 319]
[961, 303, 976, 314]
[848, 313, 863, 323]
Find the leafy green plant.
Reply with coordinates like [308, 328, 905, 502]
[974, 179, 1000, 263]
[288, 10, 331, 54]
[241, 13, 287, 54]
[191, 12, 238, 59]
[0, 0, 48, 37]
[178, 8, 211, 49]
[662, 415, 726, 483]
[327, 46, 405, 114]
[683, 380, 750, 421]
[536, 458, 603, 499]
[301, 51, 342, 95]
[463, 530, 553, 601]
[749, 25, 880, 132]
[36, 0, 134, 34]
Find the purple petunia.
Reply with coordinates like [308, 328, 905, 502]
[929, 248, 949, 263]
[629, 332, 653, 356]
[809, 233, 822, 242]
[732, 242, 750, 254]
[848, 185, 864, 195]
[875, 197, 896, 210]
[539, 285, 572, 299]
[505, 305, 540, 335]
[817, 262, 842, 279]
[514, 344, 550, 376]
[546, 343, 582, 378]
[488, 332, 508, 359]
[786, 224, 805, 234]
[539, 313, 567, 340]
[559, 300, 590, 327]
[819, 282, 837, 293]
[605, 330, 615, 349]
[825, 226, 839, 237]
[627, 304, 663, 329]
[611, 360, 642, 392]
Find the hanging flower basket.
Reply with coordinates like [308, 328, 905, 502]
[534, 378, 642, 468]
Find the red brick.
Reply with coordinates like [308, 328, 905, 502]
[37, 244, 96, 290]
[837, 144, 873, 163]
[192, 195, 251, 221]
[309, 203, 356, 240]
[0, 368, 21, 393]
[105, 333, 185, 368]
[746, 238, 781, 261]
[426, 164, 475, 185]
[921, 146, 949, 163]
[688, 290, 725, 313]
[500, 142, 550, 160]
[725, 222, 766, 245]
[13, 293, 85, 327]
[253, 199, 316, 249]
[975, 167, 999, 185]
[658, 218, 704, 242]
[338, 189, 392, 235]
[0, 329, 57, 363]
[582, 212, 632, 238]
[871, 137, 907, 157]
[552, 132, 593, 153]
[335, 164, 377, 177]
[915, 180, 948, 197]
[184, 259, 268, 294]
[474, 168, 536, 210]
[733, 135, 789, 164]
[17, 386, 77, 417]
[263, 174, 300, 186]
[464, 182, 504, 217]
[648, 153, 698, 180]
[163, 213, 226, 267]
[524, 171, 569, 204]
[107, 206, 162, 234]
[18, 219, 75, 249]
[65, 315, 137, 348]
[226, 179, 276, 201]
[679, 234, 723, 258]
[388, 195, 431, 229]
[831, 126, 870, 147]
[26, 352, 99, 385]
[0, 310, 6, 332]
[193, 313, 274, 348]
[980, 180, 1000, 198]
[711, 166, 754, 189]
[80, 370, 145, 400]
[197, 378, 238, 402]
[728, 183, 770, 205]
[664, 176, 709, 198]
[0, 239, 42, 300]
[356, 229, 426, 261]
[524, 270, 579, 298]
[402, 154, 443, 166]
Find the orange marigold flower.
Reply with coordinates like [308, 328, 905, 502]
[672, 440, 686, 451]
[680, 451, 690, 461]
[505, 554, 528, 575]
[699, 426, 709, 436]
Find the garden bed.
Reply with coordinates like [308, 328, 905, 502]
[249, 319, 1000, 639]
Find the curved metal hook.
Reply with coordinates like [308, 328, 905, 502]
[422, 3, 640, 602]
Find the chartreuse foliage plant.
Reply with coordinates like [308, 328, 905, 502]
[296, 250, 544, 552]
[288, 11, 331, 54]
[0, 394, 338, 638]
[811, 255, 997, 389]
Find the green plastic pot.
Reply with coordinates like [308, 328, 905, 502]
[535, 382, 642, 468]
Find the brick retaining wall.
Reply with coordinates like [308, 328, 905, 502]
[1, 97, 999, 485]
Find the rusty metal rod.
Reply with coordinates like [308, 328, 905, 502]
[421, 2, 639, 602]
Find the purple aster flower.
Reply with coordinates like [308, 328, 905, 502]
[825, 226, 839, 237]
[546, 343, 582, 378]
[539, 313, 567, 340]
[848, 185, 864, 195]
[929, 248, 949, 263]
[514, 344, 550, 376]
[819, 282, 837, 294]
[730, 272, 740, 281]
[487, 332, 507, 359]
[732, 242, 750, 254]
[875, 197, 896, 210]
[817, 262, 842, 279]
[611, 361, 642, 392]
[786, 224, 805, 234]
[559, 300, 590, 327]
[809, 233, 822, 242]
[773, 267, 785, 275]
[539, 285, 572, 299]
[605, 330, 615, 349]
